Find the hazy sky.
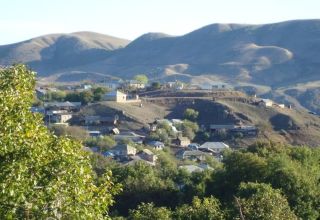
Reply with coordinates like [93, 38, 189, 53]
[1, 0, 319, 45]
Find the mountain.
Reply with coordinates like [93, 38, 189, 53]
[0, 19, 320, 87]
[0, 32, 130, 76]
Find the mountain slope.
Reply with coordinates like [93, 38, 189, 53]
[0, 32, 130, 76]
[0, 19, 320, 87]
[95, 20, 319, 86]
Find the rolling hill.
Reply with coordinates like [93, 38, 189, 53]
[0, 31, 130, 76]
[1, 20, 320, 87]
[1, 19, 320, 112]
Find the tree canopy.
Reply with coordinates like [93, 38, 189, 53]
[133, 74, 148, 84]
[0, 65, 119, 219]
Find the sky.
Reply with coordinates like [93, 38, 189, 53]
[1, 0, 319, 45]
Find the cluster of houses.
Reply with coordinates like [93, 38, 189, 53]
[32, 101, 81, 125]
[98, 140, 229, 171]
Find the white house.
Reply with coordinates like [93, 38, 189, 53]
[125, 80, 145, 89]
[103, 90, 127, 102]
[259, 99, 273, 107]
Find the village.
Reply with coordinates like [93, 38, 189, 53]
[32, 76, 293, 172]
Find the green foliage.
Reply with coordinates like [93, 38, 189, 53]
[208, 142, 320, 219]
[111, 161, 178, 215]
[174, 196, 225, 220]
[0, 65, 119, 219]
[49, 124, 89, 141]
[128, 202, 172, 220]
[92, 87, 109, 101]
[151, 81, 161, 90]
[147, 128, 170, 144]
[207, 151, 268, 200]
[50, 90, 66, 101]
[181, 120, 199, 140]
[183, 108, 199, 121]
[237, 182, 297, 220]
[65, 90, 94, 105]
[85, 135, 116, 152]
[133, 74, 148, 84]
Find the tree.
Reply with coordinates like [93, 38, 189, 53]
[151, 82, 161, 90]
[174, 196, 225, 220]
[128, 202, 172, 220]
[85, 135, 116, 152]
[134, 74, 148, 84]
[0, 65, 120, 219]
[79, 90, 94, 105]
[237, 182, 297, 220]
[183, 108, 199, 121]
[49, 124, 89, 141]
[50, 91, 66, 101]
[92, 87, 109, 101]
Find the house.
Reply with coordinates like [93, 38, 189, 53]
[82, 84, 92, 90]
[138, 149, 158, 164]
[124, 156, 155, 166]
[88, 131, 101, 137]
[44, 102, 81, 111]
[230, 126, 258, 137]
[104, 79, 123, 91]
[114, 132, 145, 144]
[156, 119, 173, 126]
[197, 82, 232, 90]
[174, 136, 191, 147]
[176, 150, 207, 161]
[35, 88, 48, 99]
[209, 124, 237, 132]
[109, 127, 120, 135]
[198, 142, 229, 153]
[274, 103, 285, 108]
[179, 165, 204, 173]
[51, 112, 73, 123]
[125, 80, 145, 89]
[211, 82, 232, 90]
[103, 90, 127, 102]
[171, 119, 183, 124]
[179, 164, 214, 173]
[149, 122, 157, 132]
[84, 115, 118, 125]
[147, 141, 165, 150]
[258, 99, 273, 107]
[166, 81, 184, 90]
[112, 144, 137, 157]
[188, 143, 200, 150]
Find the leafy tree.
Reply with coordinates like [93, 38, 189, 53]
[207, 151, 268, 200]
[92, 87, 109, 101]
[237, 182, 297, 220]
[181, 120, 199, 140]
[50, 91, 66, 101]
[49, 124, 89, 141]
[134, 74, 148, 84]
[151, 81, 161, 90]
[85, 135, 116, 152]
[266, 154, 320, 219]
[79, 90, 94, 105]
[128, 202, 172, 220]
[183, 108, 199, 121]
[0, 65, 120, 219]
[174, 196, 225, 220]
[111, 161, 178, 216]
